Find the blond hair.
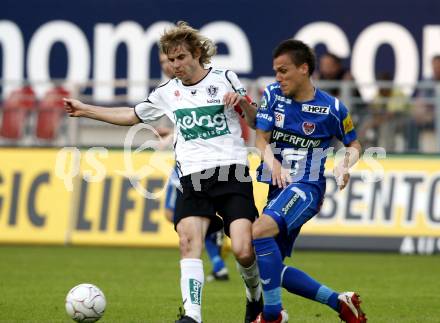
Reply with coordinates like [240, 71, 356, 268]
[160, 21, 217, 66]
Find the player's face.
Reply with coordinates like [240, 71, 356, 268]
[159, 53, 174, 79]
[273, 53, 309, 97]
[167, 44, 201, 84]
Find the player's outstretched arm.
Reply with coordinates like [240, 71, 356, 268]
[63, 98, 140, 126]
[334, 139, 362, 190]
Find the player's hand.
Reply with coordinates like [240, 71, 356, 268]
[223, 92, 245, 108]
[333, 163, 350, 190]
[271, 159, 291, 189]
[63, 98, 87, 117]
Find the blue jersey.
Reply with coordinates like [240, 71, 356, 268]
[255, 83, 357, 192]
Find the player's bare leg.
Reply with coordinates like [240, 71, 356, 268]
[176, 216, 210, 323]
[229, 218, 263, 323]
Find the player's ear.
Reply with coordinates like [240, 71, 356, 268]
[299, 63, 309, 75]
[193, 47, 201, 60]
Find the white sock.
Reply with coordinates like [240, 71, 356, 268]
[236, 260, 262, 301]
[180, 258, 204, 323]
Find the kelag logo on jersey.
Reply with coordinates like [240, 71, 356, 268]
[175, 105, 230, 141]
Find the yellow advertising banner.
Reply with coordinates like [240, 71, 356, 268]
[0, 148, 71, 244]
[304, 157, 440, 237]
[67, 149, 178, 247]
[1, 148, 439, 247]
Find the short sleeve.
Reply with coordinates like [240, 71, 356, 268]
[255, 86, 275, 132]
[334, 98, 357, 145]
[225, 70, 247, 96]
[134, 88, 166, 123]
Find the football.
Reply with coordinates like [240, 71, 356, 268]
[65, 283, 106, 322]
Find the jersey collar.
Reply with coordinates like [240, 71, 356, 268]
[181, 67, 212, 87]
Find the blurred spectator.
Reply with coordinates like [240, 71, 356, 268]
[314, 52, 365, 148]
[358, 72, 410, 151]
[314, 52, 360, 99]
[314, 52, 354, 96]
[314, 52, 365, 122]
[409, 55, 440, 151]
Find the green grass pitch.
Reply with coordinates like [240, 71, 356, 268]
[0, 246, 439, 322]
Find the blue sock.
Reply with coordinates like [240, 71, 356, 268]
[281, 266, 340, 311]
[253, 237, 283, 321]
[205, 232, 225, 273]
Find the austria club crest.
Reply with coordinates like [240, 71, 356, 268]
[302, 121, 316, 135]
[206, 85, 219, 98]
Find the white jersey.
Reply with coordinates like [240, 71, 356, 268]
[134, 68, 249, 176]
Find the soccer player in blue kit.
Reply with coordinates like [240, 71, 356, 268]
[251, 40, 367, 323]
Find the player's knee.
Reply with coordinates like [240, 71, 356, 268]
[178, 233, 191, 256]
[252, 217, 277, 239]
[251, 221, 266, 238]
[232, 241, 254, 264]
[178, 230, 203, 258]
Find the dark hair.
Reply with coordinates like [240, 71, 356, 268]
[273, 39, 316, 76]
[321, 52, 342, 65]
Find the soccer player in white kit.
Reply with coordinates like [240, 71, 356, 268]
[64, 21, 263, 323]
